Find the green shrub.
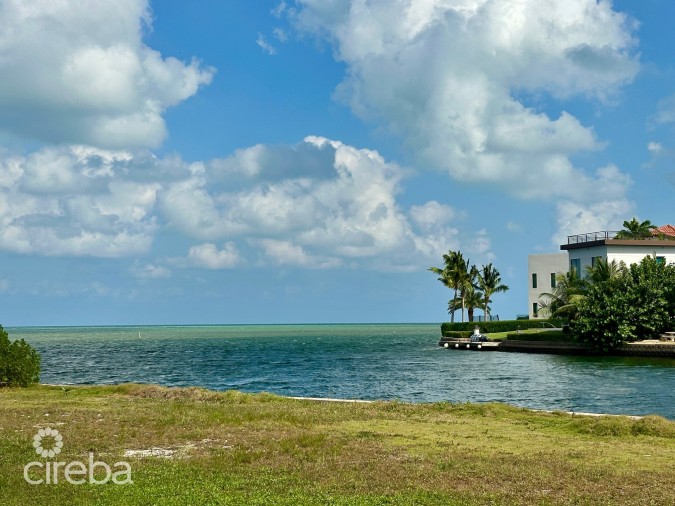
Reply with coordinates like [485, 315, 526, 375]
[0, 325, 41, 387]
[572, 257, 675, 351]
[442, 331, 472, 339]
[441, 319, 562, 335]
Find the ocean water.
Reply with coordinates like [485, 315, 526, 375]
[9, 323, 675, 419]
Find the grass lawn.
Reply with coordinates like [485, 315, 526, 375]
[1, 384, 674, 505]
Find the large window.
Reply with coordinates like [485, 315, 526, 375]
[570, 258, 581, 276]
[550, 273, 556, 288]
[532, 273, 537, 289]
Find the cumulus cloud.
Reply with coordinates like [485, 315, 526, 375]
[186, 242, 241, 269]
[290, 0, 639, 237]
[293, 0, 637, 187]
[163, 136, 479, 270]
[0, 0, 214, 149]
[0, 136, 489, 269]
[0, 145, 159, 257]
[553, 199, 634, 245]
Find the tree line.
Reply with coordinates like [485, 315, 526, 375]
[429, 250, 509, 323]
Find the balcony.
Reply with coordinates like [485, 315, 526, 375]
[566, 231, 619, 245]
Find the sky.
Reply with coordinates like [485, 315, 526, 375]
[0, 0, 674, 326]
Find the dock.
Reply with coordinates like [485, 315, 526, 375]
[438, 337, 675, 357]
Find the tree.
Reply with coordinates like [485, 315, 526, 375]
[429, 250, 465, 323]
[456, 261, 478, 323]
[477, 263, 509, 321]
[584, 258, 625, 285]
[615, 217, 657, 239]
[451, 284, 485, 322]
[0, 325, 41, 387]
[538, 270, 588, 321]
[573, 257, 675, 351]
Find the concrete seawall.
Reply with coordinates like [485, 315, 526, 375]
[438, 337, 675, 357]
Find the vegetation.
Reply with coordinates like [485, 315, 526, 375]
[615, 217, 657, 239]
[477, 263, 509, 321]
[430, 251, 509, 323]
[441, 318, 561, 335]
[538, 269, 588, 321]
[1, 384, 673, 505]
[0, 326, 40, 387]
[573, 257, 675, 351]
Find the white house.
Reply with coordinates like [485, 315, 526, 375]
[527, 253, 568, 319]
[528, 225, 675, 319]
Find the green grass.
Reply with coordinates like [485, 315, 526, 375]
[1, 384, 674, 505]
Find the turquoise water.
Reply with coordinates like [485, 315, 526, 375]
[9, 324, 675, 419]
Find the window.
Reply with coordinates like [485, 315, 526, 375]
[592, 256, 602, 267]
[550, 273, 556, 288]
[532, 273, 537, 289]
[532, 303, 538, 318]
[656, 256, 665, 265]
[570, 258, 581, 276]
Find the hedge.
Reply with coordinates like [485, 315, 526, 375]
[442, 331, 472, 339]
[441, 319, 562, 335]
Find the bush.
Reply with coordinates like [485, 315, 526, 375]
[572, 257, 675, 351]
[0, 325, 41, 387]
[441, 318, 562, 335]
[442, 331, 472, 339]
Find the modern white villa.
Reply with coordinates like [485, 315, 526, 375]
[528, 225, 675, 319]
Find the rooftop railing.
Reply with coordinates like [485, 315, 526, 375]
[566, 231, 620, 244]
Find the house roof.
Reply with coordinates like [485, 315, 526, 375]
[653, 224, 675, 237]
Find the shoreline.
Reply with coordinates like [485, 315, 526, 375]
[438, 337, 675, 357]
[41, 383, 651, 420]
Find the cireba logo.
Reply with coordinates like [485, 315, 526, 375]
[23, 428, 132, 485]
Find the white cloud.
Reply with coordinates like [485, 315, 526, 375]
[409, 201, 458, 231]
[131, 262, 171, 279]
[553, 199, 634, 245]
[0, 136, 487, 269]
[0, 145, 159, 257]
[648, 142, 663, 154]
[256, 239, 342, 269]
[653, 94, 675, 125]
[163, 136, 475, 271]
[186, 243, 240, 269]
[0, 0, 214, 149]
[256, 33, 277, 55]
[291, 0, 639, 228]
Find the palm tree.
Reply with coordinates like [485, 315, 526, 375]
[429, 250, 465, 322]
[584, 258, 625, 284]
[615, 218, 656, 239]
[456, 262, 478, 323]
[538, 270, 588, 320]
[477, 263, 509, 321]
[456, 285, 485, 322]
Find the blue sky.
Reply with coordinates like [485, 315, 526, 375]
[0, 0, 674, 326]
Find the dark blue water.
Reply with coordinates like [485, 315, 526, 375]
[10, 324, 675, 419]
